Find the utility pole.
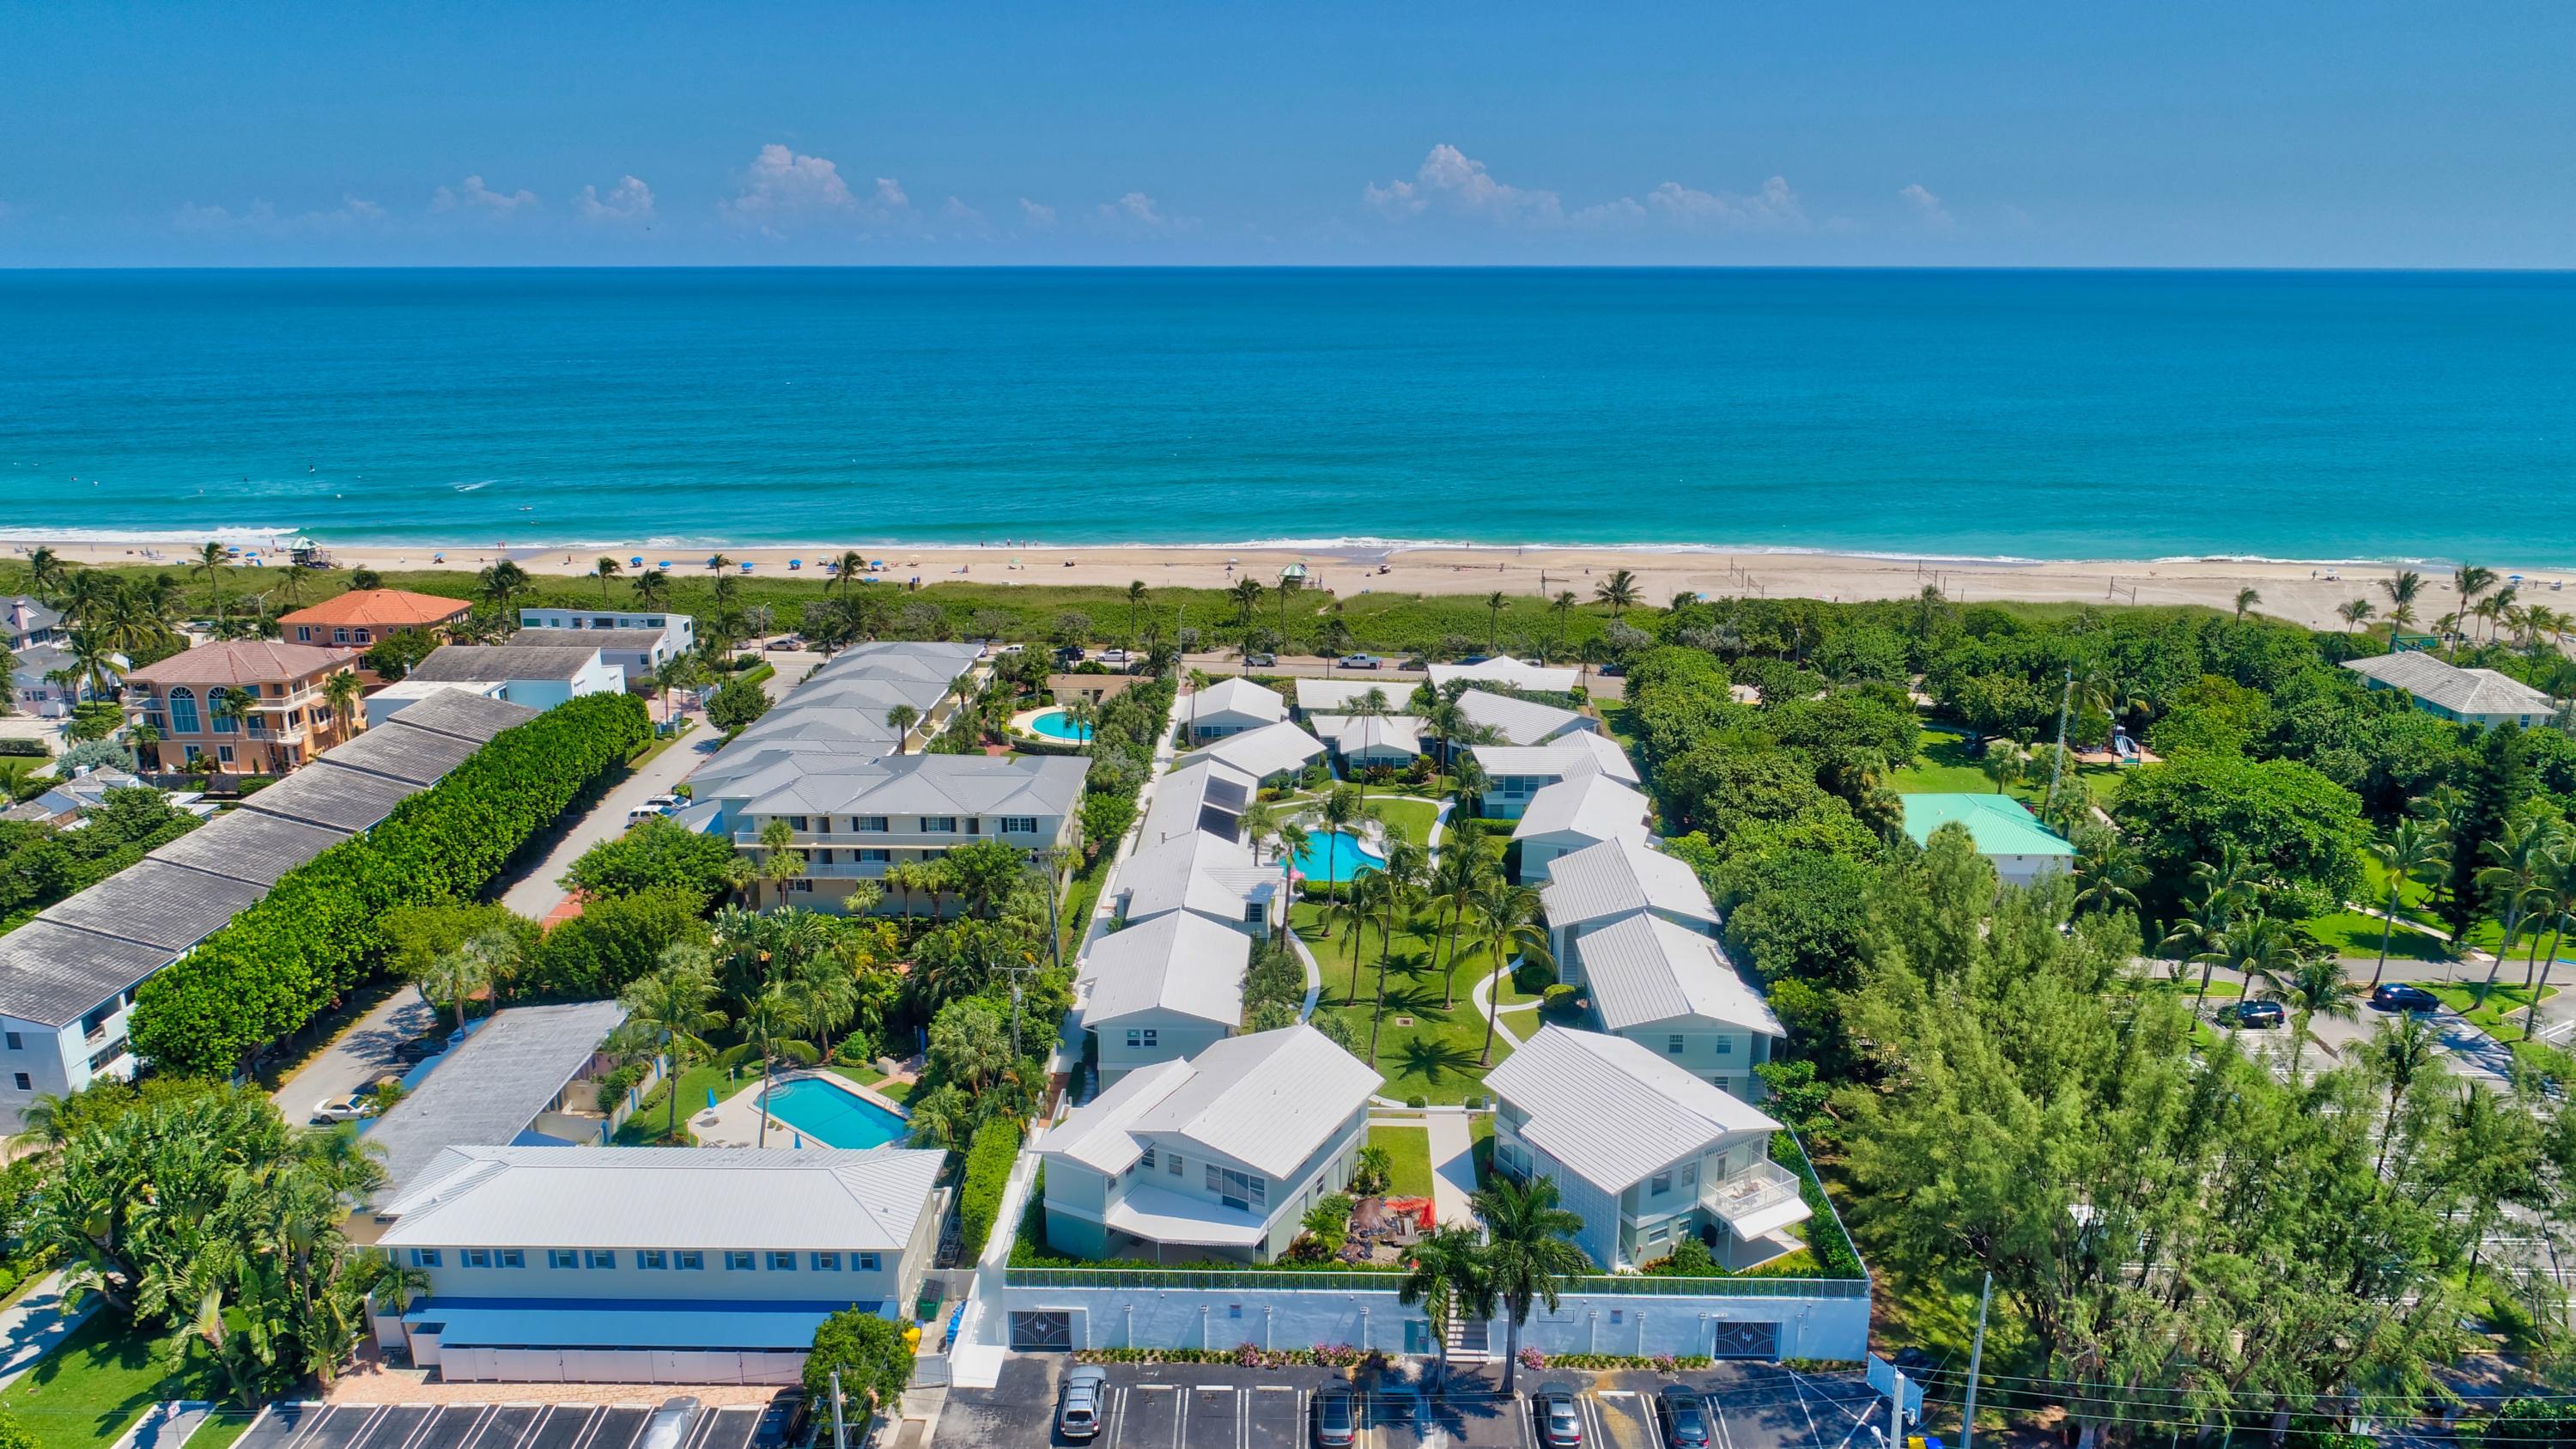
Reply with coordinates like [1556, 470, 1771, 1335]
[2043, 666, 2073, 813]
[829, 1368, 848, 1449]
[1961, 1272, 1993, 1449]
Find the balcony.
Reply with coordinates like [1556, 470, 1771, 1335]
[1699, 1160, 1812, 1240]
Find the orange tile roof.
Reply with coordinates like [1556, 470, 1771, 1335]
[277, 588, 472, 629]
[125, 639, 355, 688]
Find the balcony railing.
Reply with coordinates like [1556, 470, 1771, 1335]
[1700, 1160, 1803, 1225]
[999, 1265, 1868, 1297]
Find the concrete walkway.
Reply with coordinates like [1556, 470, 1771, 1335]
[0, 1271, 97, 1391]
[113, 1401, 213, 1449]
[1467, 965, 1540, 1050]
[1424, 1109, 1478, 1227]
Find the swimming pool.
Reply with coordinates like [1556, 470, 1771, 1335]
[1025, 708, 1092, 742]
[1295, 831, 1387, 883]
[759, 1076, 910, 1149]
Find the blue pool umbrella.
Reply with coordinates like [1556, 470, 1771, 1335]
[706, 1088, 718, 1110]
[792, 1132, 804, 1149]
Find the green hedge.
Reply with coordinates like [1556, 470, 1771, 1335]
[131, 693, 650, 1076]
[957, 1118, 1024, 1259]
[1772, 1130, 1865, 1279]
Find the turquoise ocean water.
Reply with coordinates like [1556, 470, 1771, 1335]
[2, 268, 2571, 563]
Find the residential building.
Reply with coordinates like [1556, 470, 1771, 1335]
[1427, 657, 1581, 694]
[1037, 1025, 1380, 1264]
[1291, 679, 1407, 719]
[508, 627, 690, 689]
[1190, 721, 1327, 787]
[1307, 714, 1426, 771]
[3, 597, 63, 654]
[360, 1001, 635, 1209]
[122, 639, 364, 774]
[1571, 913, 1782, 1099]
[8, 645, 98, 719]
[406, 645, 624, 711]
[1540, 837, 1722, 983]
[704, 641, 981, 764]
[1077, 910, 1251, 1086]
[517, 607, 698, 661]
[361, 678, 510, 730]
[1896, 795, 2076, 886]
[375, 1146, 946, 1383]
[1484, 1026, 1808, 1272]
[279, 588, 472, 648]
[0, 691, 538, 1128]
[1186, 678, 1287, 741]
[1473, 735, 1641, 819]
[2342, 651, 2560, 730]
[1455, 689, 1596, 747]
[1116, 830, 1284, 937]
[1136, 754, 1259, 848]
[1513, 773, 1652, 882]
[22, 765, 212, 826]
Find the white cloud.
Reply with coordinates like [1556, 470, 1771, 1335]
[576, 175, 655, 224]
[1018, 198, 1057, 230]
[1367, 144, 1563, 227]
[432, 175, 538, 216]
[722, 143, 855, 231]
[1899, 183, 1953, 228]
[1645, 176, 1807, 232]
[173, 197, 387, 236]
[1092, 191, 1193, 235]
[1569, 196, 1648, 231]
[940, 197, 993, 237]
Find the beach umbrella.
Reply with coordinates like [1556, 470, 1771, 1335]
[658, 559, 672, 569]
[631, 556, 644, 567]
[789, 559, 802, 569]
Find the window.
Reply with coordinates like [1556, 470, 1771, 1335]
[857, 849, 891, 863]
[1205, 1166, 1267, 1209]
[1139, 1145, 1157, 1171]
[677, 1251, 704, 1270]
[410, 1249, 442, 1268]
[586, 1250, 617, 1269]
[1166, 1154, 1183, 1177]
[964, 818, 981, 836]
[550, 1250, 580, 1269]
[726, 1251, 756, 1271]
[10, 1074, 26, 1092]
[354, 630, 373, 643]
[498, 1250, 526, 1269]
[3, 1032, 17, 1051]
[295, 626, 313, 642]
[1714, 1037, 1733, 1056]
[920, 816, 958, 833]
[856, 1252, 881, 1273]
[1001, 816, 1039, 835]
[769, 1251, 797, 1270]
[1125, 1028, 1157, 1048]
[639, 1251, 668, 1269]
[168, 688, 199, 734]
[854, 816, 889, 832]
[1245, 903, 1265, 923]
[1647, 1221, 1670, 1243]
[1650, 1172, 1672, 1196]
[811, 1251, 841, 1271]
[332, 628, 350, 644]
[462, 1249, 492, 1268]
[1668, 1035, 1686, 1055]
[216, 746, 235, 765]
[787, 816, 810, 832]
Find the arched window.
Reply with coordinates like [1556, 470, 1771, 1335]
[167, 687, 199, 734]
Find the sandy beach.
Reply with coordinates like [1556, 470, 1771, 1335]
[11, 534, 2570, 636]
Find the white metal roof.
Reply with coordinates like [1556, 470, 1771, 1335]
[1121, 831, 1262, 924]
[1293, 679, 1409, 715]
[1575, 913, 1784, 1037]
[1456, 690, 1592, 746]
[376, 1145, 945, 1251]
[1138, 753, 1260, 846]
[1192, 678, 1287, 726]
[1472, 734, 1640, 786]
[1428, 658, 1582, 693]
[1484, 1026, 1780, 1193]
[1193, 721, 1327, 782]
[1540, 837, 1720, 929]
[1309, 714, 1427, 758]
[1037, 1058, 1194, 1175]
[1078, 910, 1250, 1027]
[1042, 1026, 1380, 1179]
[1514, 773, 1651, 848]
[735, 752, 1087, 821]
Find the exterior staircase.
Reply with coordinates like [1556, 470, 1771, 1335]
[1443, 1317, 1492, 1365]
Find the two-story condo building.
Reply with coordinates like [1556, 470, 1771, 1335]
[1077, 910, 1250, 1087]
[1115, 830, 1285, 937]
[407, 644, 625, 711]
[1485, 1026, 1809, 1272]
[1190, 721, 1327, 788]
[1540, 837, 1722, 984]
[1571, 913, 1782, 1100]
[279, 588, 472, 648]
[376, 1146, 946, 1384]
[507, 629, 686, 691]
[123, 639, 365, 774]
[1136, 754, 1259, 847]
[1513, 773, 1653, 883]
[1474, 735, 1641, 819]
[1307, 714, 1428, 772]
[1455, 690, 1597, 748]
[517, 606, 697, 661]
[1038, 1026, 1381, 1265]
[1187, 678, 1287, 741]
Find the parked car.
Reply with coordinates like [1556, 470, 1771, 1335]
[2222, 999, 2285, 1028]
[1098, 648, 1133, 665]
[1245, 652, 1277, 667]
[1399, 656, 1429, 671]
[310, 1091, 381, 1125]
[2372, 983, 2439, 1013]
[1655, 1386, 1713, 1449]
[1056, 1365, 1109, 1440]
[1313, 1390, 1360, 1448]
[642, 794, 686, 811]
[1533, 1384, 1584, 1447]
[392, 1036, 447, 1065]
[627, 804, 671, 825]
[1338, 654, 1382, 670]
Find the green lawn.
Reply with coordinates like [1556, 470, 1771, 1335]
[2432, 983, 2560, 1044]
[1468, 1114, 1496, 1189]
[831, 1065, 913, 1103]
[2304, 910, 2456, 964]
[1367, 1124, 1436, 1197]
[1292, 902, 1513, 1103]
[617, 1057, 756, 1144]
[0, 1314, 229, 1449]
[1596, 702, 1641, 757]
[1492, 964, 1546, 1007]
[1887, 724, 2126, 809]
[1362, 796, 1441, 848]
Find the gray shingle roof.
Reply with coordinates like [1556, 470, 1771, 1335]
[365, 1001, 629, 1199]
[318, 719, 482, 786]
[376, 689, 539, 743]
[410, 644, 603, 685]
[147, 807, 350, 887]
[2342, 652, 2556, 718]
[0, 921, 174, 1027]
[239, 760, 418, 832]
[37, 859, 264, 953]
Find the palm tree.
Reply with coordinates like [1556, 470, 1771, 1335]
[620, 948, 728, 1142]
[2233, 587, 2260, 621]
[707, 553, 735, 581]
[2268, 953, 2361, 1076]
[834, 551, 867, 601]
[1592, 569, 1639, 620]
[757, 817, 807, 906]
[2455, 563, 2497, 630]
[323, 669, 365, 739]
[2336, 598, 2375, 633]
[1472, 1175, 1593, 1395]
[1228, 577, 1265, 639]
[2366, 818, 2450, 988]
[1428, 845, 1490, 1008]
[783, 949, 860, 1063]
[592, 557, 623, 600]
[412, 935, 497, 1037]
[1320, 887, 1370, 1007]
[1398, 1223, 1493, 1381]
[885, 703, 920, 753]
[2068, 829, 2145, 918]
[2365, 1014, 2442, 1172]
[1469, 878, 1552, 1065]
[1315, 785, 1365, 918]
[1550, 591, 1580, 660]
[2379, 570, 2425, 644]
[64, 625, 127, 699]
[2517, 841, 2576, 1039]
[1484, 592, 1508, 653]
[726, 982, 817, 1148]
[631, 567, 671, 606]
[193, 540, 228, 624]
[1124, 581, 1148, 648]
[1980, 740, 2024, 795]
[25, 545, 68, 600]
[2473, 817, 2556, 999]
[2197, 910, 2301, 1025]
[212, 685, 258, 740]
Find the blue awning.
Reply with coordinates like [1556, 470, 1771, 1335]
[404, 1298, 882, 1350]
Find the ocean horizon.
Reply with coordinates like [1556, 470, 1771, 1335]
[5, 267, 2573, 566]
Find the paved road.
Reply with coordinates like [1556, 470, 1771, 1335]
[269, 983, 441, 1122]
[496, 726, 726, 921]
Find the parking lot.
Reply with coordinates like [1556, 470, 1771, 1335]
[935, 1358, 1881, 1449]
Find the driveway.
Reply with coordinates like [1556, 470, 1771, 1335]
[269, 983, 440, 1122]
[497, 726, 726, 921]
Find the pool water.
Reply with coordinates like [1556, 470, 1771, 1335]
[1295, 831, 1387, 883]
[1026, 709, 1092, 742]
[760, 1076, 910, 1149]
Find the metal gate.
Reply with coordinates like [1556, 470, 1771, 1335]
[1710, 1322, 1781, 1360]
[1009, 1311, 1073, 1351]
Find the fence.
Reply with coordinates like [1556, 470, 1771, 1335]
[1001, 1265, 1868, 1298]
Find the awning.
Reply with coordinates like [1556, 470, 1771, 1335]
[404, 1298, 878, 1350]
[1103, 1185, 1268, 1248]
[1722, 1196, 1814, 1243]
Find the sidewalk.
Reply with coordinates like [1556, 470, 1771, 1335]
[1423, 1110, 1478, 1227]
[0, 1271, 97, 1391]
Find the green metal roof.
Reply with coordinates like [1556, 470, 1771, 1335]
[1898, 793, 2076, 856]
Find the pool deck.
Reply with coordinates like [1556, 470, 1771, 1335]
[690, 1067, 912, 1148]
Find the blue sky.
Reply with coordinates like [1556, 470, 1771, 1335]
[4, 0, 2570, 267]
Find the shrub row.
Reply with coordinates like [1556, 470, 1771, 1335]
[131, 692, 650, 1076]
[957, 1118, 1024, 1258]
[1772, 1130, 1865, 1279]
